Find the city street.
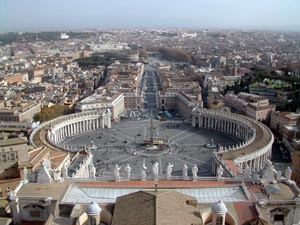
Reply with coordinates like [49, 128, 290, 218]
[142, 65, 161, 112]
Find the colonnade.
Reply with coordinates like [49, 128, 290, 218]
[237, 150, 272, 172]
[44, 110, 111, 151]
[192, 108, 274, 174]
[193, 116, 254, 141]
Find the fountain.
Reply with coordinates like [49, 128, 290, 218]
[206, 138, 217, 149]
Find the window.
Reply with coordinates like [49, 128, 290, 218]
[2, 154, 6, 161]
[30, 210, 41, 218]
[89, 217, 97, 225]
[274, 214, 284, 222]
[10, 153, 15, 160]
[216, 216, 223, 225]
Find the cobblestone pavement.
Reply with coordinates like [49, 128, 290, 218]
[61, 118, 240, 177]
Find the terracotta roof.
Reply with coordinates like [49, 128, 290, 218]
[79, 180, 240, 188]
[17, 182, 71, 200]
[28, 147, 46, 162]
[18, 147, 48, 169]
[233, 202, 258, 225]
[111, 191, 155, 225]
[50, 152, 68, 168]
[111, 190, 203, 225]
[224, 160, 242, 175]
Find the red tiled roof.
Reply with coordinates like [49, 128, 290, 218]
[28, 147, 45, 162]
[224, 160, 242, 174]
[233, 202, 258, 225]
[79, 180, 242, 188]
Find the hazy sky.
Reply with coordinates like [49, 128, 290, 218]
[1, 0, 300, 32]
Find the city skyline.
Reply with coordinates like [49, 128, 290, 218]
[1, 0, 300, 32]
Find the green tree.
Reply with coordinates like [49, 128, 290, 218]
[138, 48, 148, 59]
[34, 105, 68, 122]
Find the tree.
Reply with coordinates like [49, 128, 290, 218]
[158, 47, 192, 62]
[138, 48, 148, 59]
[34, 105, 68, 122]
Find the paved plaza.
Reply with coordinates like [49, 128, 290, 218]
[61, 118, 240, 178]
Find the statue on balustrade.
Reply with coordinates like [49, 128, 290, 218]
[114, 164, 121, 182]
[141, 162, 147, 181]
[192, 164, 198, 181]
[166, 163, 173, 180]
[125, 164, 132, 180]
[153, 161, 159, 181]
[285, 166, 292, 182]
[61, 163, 69, 178]
[23, 167, 29, 183]
[182, 164, 189, 180]
[89, 164, 96, 178]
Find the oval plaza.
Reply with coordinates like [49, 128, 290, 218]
[30, 105, 274, 179]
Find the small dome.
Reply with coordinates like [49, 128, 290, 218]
[212, 200, 227, 214]
[86, 202, 101, 215]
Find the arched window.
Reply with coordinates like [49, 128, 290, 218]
[216, 216, 223, 225]
[89, 217, 96, 225]
[10, 153, 15, 160]
[2, 154, 6, 161]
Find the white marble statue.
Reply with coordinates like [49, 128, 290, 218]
[153, 161, 159, 181]
[217, 165, 224, 178]
[141, 162, 147, 181]
[192, 164, 198, 181]
[89, 164, 96, 178]
[61, 164, 69, 178]
[53, 168, 63, 182]
[125, 164, 132, 180]
[261, 160, 276, 182]
[285, 166, 292, 182]
[23, 167, 29, 183]
[275, 170, 282, 181]
[182, 164, 188, 180]
[166, 163, 173, 180]
[114, 164, 121, 182]
[193, 104, 201, 114]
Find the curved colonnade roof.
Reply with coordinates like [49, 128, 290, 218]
[221, 116, 273, 160]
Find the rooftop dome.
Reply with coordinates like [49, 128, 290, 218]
[86, 202, 101, 215]
[212, 200, 227, 214]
